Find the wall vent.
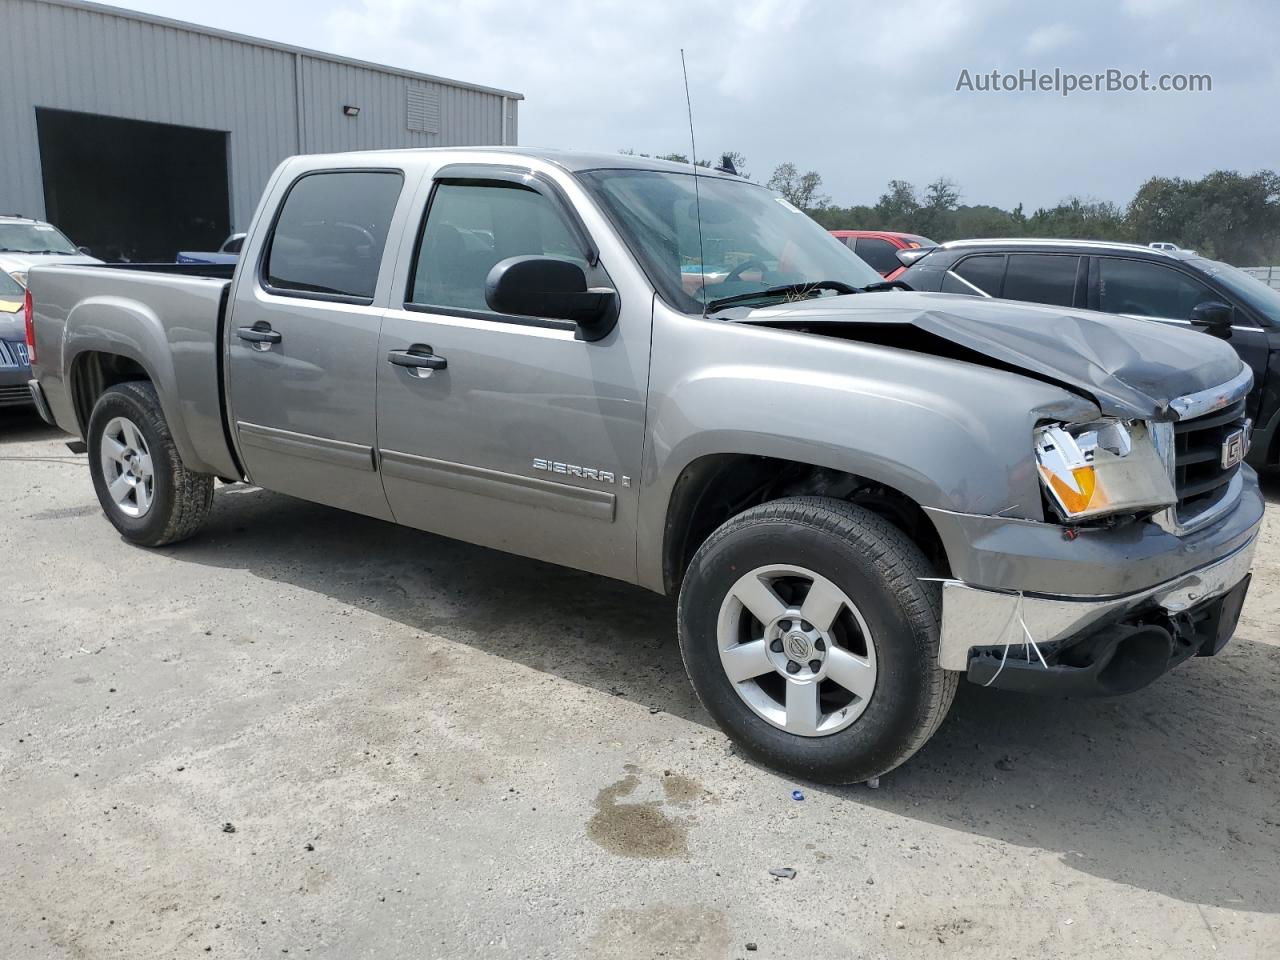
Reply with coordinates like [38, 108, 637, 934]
[406, 87, 440, 133]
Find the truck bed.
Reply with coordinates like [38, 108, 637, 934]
[27, 261, 242, 479]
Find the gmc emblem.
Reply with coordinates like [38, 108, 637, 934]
[1220, 427, 1247, 469]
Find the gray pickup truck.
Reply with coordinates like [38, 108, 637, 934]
[25, 149, 1263, 783]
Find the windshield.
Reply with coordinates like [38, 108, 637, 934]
[0, 221, 79, 255]
[577, 169, 882, 314]
[1190, 258, 1280, 325]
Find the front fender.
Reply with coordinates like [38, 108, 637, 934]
[636, 311, 1098, 593]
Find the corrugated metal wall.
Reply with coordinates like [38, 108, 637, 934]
[0, 0, 521, 229]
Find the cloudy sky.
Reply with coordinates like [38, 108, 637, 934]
[117, 0, 1278, 211]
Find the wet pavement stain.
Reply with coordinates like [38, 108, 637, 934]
[660, 771, 704, 807]
[587, 769, 690, 859]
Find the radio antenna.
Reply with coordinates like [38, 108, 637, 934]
[680, 49, 708, 316]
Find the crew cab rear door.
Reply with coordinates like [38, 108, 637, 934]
[225, 163, 419, 519]
[373, 163, 651, 581]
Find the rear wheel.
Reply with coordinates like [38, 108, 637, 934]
[677, 497, 956, 784]
[87, 381, 214, 546]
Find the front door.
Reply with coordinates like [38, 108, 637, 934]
[226, 166, 410, 520]
[375, 166, 650, 581]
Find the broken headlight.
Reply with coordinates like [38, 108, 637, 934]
[1034, 419, 1176, 522]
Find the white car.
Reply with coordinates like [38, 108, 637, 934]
[0, 216, 101, 287]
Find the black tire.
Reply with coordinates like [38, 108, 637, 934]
[87, 381, 214, 546]
[677, 497, 957, 784]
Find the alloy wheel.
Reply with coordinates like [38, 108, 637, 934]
[716, 564, 878, 736]
[99, 416, 155, 518]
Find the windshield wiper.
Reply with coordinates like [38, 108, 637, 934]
[860, 279, 913, 292]
[706, 280, 859, 314]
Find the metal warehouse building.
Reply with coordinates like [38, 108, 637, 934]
[0, 0, 522, 260]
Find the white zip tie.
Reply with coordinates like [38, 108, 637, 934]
[919, 578, 1051, 680]
[1021, 615, 1050, 668]
[982, 591, 1024, 687]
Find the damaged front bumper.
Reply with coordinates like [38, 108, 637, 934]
[938, 536, 1256, 694]
[928, 467, 1264, 696]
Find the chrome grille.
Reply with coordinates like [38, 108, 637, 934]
[1172, 397, 1248, 523]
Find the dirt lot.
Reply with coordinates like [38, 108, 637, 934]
[2, 406, 1278, 960]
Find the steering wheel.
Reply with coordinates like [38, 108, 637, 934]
[725, 258, 768, 282]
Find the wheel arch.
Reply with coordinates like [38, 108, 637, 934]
[654, 451, 951, 596]
[62, 293, 217, 475]
[67, 342, 211, 475]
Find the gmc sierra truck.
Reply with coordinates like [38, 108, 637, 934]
[24, 149, 1263, 784]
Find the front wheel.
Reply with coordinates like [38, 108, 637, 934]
[677, 497, 956, 784]
[87, 381, 214, 546]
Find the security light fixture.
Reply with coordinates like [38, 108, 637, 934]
[343, 105, 361, 117]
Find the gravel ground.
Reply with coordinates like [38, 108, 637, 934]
[2, 406, 1278, 960]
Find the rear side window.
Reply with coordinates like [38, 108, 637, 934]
[951, 254, 1005, 295]
[853, 237, 901, 274]
[408, 181, 587, 313]
[264, 171, 403, 302]
[1097, 257, 1218, 320]
[1002, 254, 1079, 307]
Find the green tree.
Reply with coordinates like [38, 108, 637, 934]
[807, 204, 878, 231]
[874, 180, 920, 230]
[915, 178, 961, 238]
[1026, 197, 1130, 242]
[767, 162, 829, 210]
[949, 204, 1022, 240]
[1129, 170, 1280, 262]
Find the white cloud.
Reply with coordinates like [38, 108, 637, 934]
[1024, 23, 1078, 54]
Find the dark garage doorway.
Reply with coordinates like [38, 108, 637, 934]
[36, 108, 231, 262]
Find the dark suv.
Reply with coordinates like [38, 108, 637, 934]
[898, 239, 1280, 468]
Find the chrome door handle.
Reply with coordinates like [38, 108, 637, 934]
[387, 348, 447, 370]
[237, 324, 282, 344]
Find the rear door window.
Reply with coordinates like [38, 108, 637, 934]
[853, 236, 901, 274]
[1002, 254, 1079, 307]
[1097, 257, 1219, 320]
[949, 254, 1005, 295]
[263, 170, 404, 302]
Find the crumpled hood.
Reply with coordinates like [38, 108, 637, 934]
[739, 291, 1246, 420]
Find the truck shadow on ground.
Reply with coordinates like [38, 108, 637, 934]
[0, 407, 65, 444]
[168, 478, 1279, 915]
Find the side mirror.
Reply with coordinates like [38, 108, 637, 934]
[77, 246, 93, 256]
[485, 256, 618, 340]
[1189, 300, 1234, 340]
